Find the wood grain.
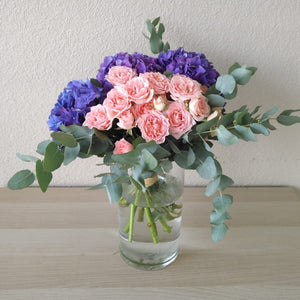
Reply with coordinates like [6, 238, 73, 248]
[0, 187, 299, 299]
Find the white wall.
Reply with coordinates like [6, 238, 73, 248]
[1, 0, 300, 189]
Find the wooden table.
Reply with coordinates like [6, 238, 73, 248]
[0, 187, 299, 299]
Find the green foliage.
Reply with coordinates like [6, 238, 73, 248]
[211, 223, 228, 242]
[16, 153, 38, 162]
[144, 17, 170, 54]
[217, 125, 239, 145]
[43, 142, 64, 172]
[216, 75, 236, 96]
[36, 140, 51, 155]
[8, 170, 35, 190]
[36, 159, 52, 192]
[51, 132, 78, 148]
[63, 144, 80, 165]
[277, 109, 300, 126]
[207, 94, 226, 107]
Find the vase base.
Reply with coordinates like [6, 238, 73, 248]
[120, 249, 178, 271]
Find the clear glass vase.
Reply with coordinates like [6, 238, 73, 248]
[118, 162, 184, 270]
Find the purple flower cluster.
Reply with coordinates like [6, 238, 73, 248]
[158, 47, 219, 87]
[47, 79, 108, 132]
[96, 51, 164, 81]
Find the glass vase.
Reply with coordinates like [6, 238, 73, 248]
[118, 162, 184, 270]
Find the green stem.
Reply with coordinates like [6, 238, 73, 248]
[144, 191, 158, 244]
[145, 207, 158, 244]
[127, 189, 142, 242]
[128, 204, 136, 242]
[159, 217, 172, 233]
[137, 207, 144, 222]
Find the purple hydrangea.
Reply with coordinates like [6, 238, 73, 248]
[96, 52, 164, 81]
[47, 79, 109, 131]
[158, 47, 219, 87]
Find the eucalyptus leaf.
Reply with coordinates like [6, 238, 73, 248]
[211, 223, 228, 242]
[51, 131, 78, 148]
[43, 142, 64, 172]
[219, 175, 234, 190]
[261, 106, 279, 122]
[250, 123, 269, 136]
[36, 159, 52, 192]
[196, 156, 217, 179]
[228, 62, 241, 74]
[215, 74, 236, 96]
[63, 144, 80, 165]
[205, 177, 221, 197]
[210, 211, 231, 225]
[36, 140, 51, 155]
[16, 153, 39, 163]
[207, 94, 225, 107]
[234, 125, 257, 141]
[141, 148, 158, 170]
[217, 125, 239, 146]
[277, 115, 300, 126]
[151, 16, 160, 26]
[196, 116, 219, 133]
[218, 113, 234, 127]
[8, 169, 35, 190]
[231, 67, 252, 85]
[262, 119, 276, 130]
[213, 194, 233, 214]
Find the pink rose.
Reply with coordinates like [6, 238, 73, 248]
[164, 101, 195, 139]
[169, 74, 202, 101]
[133, 99, 154, 119]
[140, 72, 170, 94]
[105, 66, 137, 86]
[113, 138, 134, 154]
[123, 77, 154, 104]
[137, 110, 169, 144]
[153, 94, 167, 112]
[189, 96, 211, 122]
[117, 108, 135, 130]
[83, 104, 112, 131]
[103, 87, 131, 119]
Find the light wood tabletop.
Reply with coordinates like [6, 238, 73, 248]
[0, 187, 299, 299]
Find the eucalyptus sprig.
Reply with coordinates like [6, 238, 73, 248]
[143, 17, 170, 54]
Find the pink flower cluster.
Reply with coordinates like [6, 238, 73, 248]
[83, 66, 211, 149]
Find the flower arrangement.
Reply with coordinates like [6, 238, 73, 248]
[8, 17, 300, 244]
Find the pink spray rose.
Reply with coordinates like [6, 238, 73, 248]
[105, 66, 137, 86]
[123, 77, 154, 104]
[133, 99, 154, 119]
[117, 108, 135, 130]
[169, 74, 202, 101]
[83, 104, 112, 131]
[164, 101, 196, 139]
[103, 87, 131, 119]
[153, 94, 168, 112]
[189, 96, 211, 122]
[137, 110, 170, 144]
[140, 72, 170, 94]
[113, 138, 134, 154]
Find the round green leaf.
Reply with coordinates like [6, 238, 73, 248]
[231, 67, 252, 85]
[207, 94, 225, 107]
[43, 142, 64, 172]
[213, 194, 233, 214]
[211, 223, 228, 242]
[8, 169, 35, 190]
[196, 156, 217, 179]
[36, 160, 52, 192]
[217, 125, 239, 146]
[216, 75, 236, 96]
[51, 132, 78, 148]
